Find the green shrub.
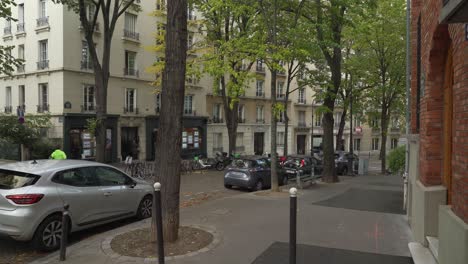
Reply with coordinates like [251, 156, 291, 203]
[387, 145, 406, 174]
[31, 138, 61, 160]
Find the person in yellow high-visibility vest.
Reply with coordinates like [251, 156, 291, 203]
[50, 148, 67, 160]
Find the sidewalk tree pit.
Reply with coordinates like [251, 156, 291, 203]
[110, 226, 213, 258]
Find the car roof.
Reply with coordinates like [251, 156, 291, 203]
[0, 159, 111, 175]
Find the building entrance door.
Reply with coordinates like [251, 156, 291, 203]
[121, 127, 139, 160]
[296, 135, 306, 155]
[443, 45, 453, 204]
[254, 132, 264, 155]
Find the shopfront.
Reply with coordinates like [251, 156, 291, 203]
[63, 114, 119, 162]
[145, 116, 207, 160]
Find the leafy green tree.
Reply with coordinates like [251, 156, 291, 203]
[353, 0, 406, 173]
[0, 0, 23, 75]
[53, 0, 140, 162]
[0, 114, 51, 160]
[193, 0, 261, 155]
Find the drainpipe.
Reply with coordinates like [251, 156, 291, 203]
[404, 0, 411, 210]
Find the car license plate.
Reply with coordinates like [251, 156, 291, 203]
[286, 170, 295, 174]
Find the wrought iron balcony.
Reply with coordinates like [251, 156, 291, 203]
[124, 68, 139, 77]
[184, 109, 196, 116]
[37, 17, 49, 27]
[256, 91, 265, 98]
[298, 121, 307, 127]
[297, 99, 307, 104]
[212, 116, 223, 123]
[124, 106, 139, 114]
[4, 106, 12, 114]
[17, 23, 25, 33]
[123, 29, 140, 41]
[37, 104, 49, 113]
[37, 60, 49, 70]
[256, 65, 265, 73]
[81, 105, 95, 112]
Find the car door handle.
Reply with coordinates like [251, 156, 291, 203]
[103, 192, 112, 197]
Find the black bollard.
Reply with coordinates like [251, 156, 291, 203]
[154, 183, 165, 264]
[289, 188, 297, 264]
[60, 204, 69, 261]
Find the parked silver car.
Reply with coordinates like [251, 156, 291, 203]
[0, 160, 153, 251]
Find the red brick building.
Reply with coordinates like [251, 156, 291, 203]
[407, 0, 468, 263]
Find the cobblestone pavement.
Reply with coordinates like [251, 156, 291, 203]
[0, 169, 238, 264]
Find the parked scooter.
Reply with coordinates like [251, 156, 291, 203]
[214, 151, 232, 171]
[194, 155, 217, 170]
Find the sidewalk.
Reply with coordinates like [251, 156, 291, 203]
[30, 173, 413, 264]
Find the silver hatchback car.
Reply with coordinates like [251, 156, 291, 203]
[0, 160, 153, 251]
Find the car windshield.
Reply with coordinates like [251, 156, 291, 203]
[0, 169, 40, 189]
[231, 159, 255, 168]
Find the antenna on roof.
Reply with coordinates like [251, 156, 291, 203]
[31, 160, 37, 164]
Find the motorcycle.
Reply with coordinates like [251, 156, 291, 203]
[214, 151, 232, 171]
[194, 155, 217, 170]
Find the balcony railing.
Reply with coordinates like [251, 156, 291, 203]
[37, 104, 49, 113]
[390, 127, 400, 133]
[298, 121, 307, 127]
[123, 29, 140, 41]
[81, 60, 94, 70]
[256, 65, 265, 72]
[256, 91, 265, 97]
[3, 26, 11, 35]
[124, 68, 139, 77]
[17, 64, 25, 73]
[298, 99, 306, 104]
[212, 116, 223, 123]
[81, 105, 95, 112]
[277, 94, 285, 99]
[124, 107, 139, 114]
[37, 60, 49, 70]
[184, 109, 196, 116]
[256, 118, 265, 123]
[37, 17, 49, 27]
[17, 23, 25, 33]
[372, 127, 380, 133]
[4, 106, 12, 114]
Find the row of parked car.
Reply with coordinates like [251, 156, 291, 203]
[224, 151, 359, 191]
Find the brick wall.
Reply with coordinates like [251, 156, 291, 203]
[411, 0, 468, 223]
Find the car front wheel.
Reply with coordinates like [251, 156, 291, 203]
[137, 195, 153, 219]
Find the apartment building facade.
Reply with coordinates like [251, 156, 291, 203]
[0, 0, 403, 162]
[0, 0, 208, 162]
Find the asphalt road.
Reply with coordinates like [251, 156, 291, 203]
[0, 169, 238, 264]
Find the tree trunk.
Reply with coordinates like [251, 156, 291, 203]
[335, 105, 348, 151]
[225, 101, 238, 155]
[94, 67, 107, 163]
[322, 98, 338, 183]
[380, 108, 389, 174]
[154, 0, 187, 243]
[270, 70, 279, 192]
[283, 100, 289, 157]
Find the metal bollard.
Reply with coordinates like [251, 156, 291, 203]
[154, 183, 165, 264]
[60, 204, 69, 261]
[289, 188, 297, 264]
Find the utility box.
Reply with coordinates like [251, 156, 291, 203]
[359, 158, 369, 175]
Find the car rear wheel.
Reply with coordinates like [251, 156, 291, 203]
[254, 180, 264, 191]
[137, 195, 153, 219]
[33, 214, 63, 251]
[216, 163, 225, 171]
